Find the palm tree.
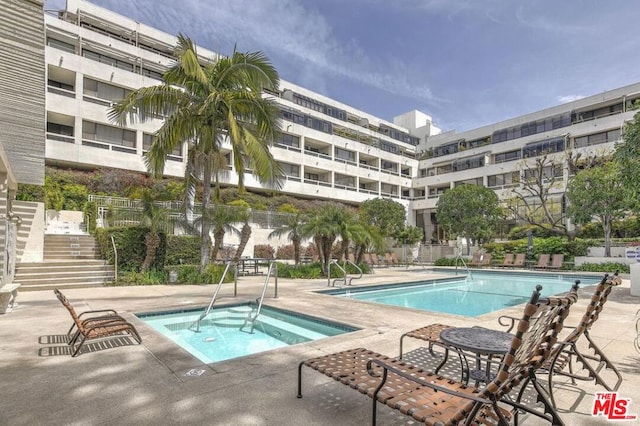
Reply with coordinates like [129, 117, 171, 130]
[268, 212, 307, 265]
[302, 204, 345, 275]
[109, 34, 283, 271]
[116, 190, 171, 272]
[210, 205, 239, 261]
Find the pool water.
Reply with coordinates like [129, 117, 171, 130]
[325, 271, 598, 317]
[137, 304, 356, 364]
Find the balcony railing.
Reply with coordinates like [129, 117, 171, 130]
[47, 86, 76, 98]
[82, 138, 136, 154]
[46, 132, 75, 143]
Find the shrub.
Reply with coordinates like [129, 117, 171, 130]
[254, 244, 275, 259]
[434, 257, 458, 266]
[109, 270, 167, 286]
[96, 226, 166, 272]
[275, 244, 294, 259]
[573, 262, 630, 274]
[276, 262, 323, 279]
[165, 235, 200, 265]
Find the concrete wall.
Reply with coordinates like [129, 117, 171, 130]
[0, 0, 45, 186]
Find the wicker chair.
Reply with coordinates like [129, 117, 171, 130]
[54, 289, 141, 357]
[298, 284, 578, 425]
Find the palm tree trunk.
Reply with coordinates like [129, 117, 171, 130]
[292, 235, 301, 265]
[212, 227, 225, 261]
[200, 159, 213, 272]
[141, 232, 160, 272]
[233, 223, 252, 262]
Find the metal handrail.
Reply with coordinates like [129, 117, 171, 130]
[110, 235, 118, 282]
[328, 259, 363, 287]
[454, 250, 473, 280]
[189, 262, 233, 332]
[241, 261, 278, 333]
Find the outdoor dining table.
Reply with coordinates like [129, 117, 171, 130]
[440, 327, 513, 386]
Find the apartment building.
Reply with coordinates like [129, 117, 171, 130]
[44, 0, 439, 211]
[2, 0, 638, 264]
[412, 84, 640, 242]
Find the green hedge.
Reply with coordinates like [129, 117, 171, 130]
[275, 261, 371, 279]
[108, 263, 235, 286]
[96, 226, 166, 272]
[572, 262, 630, 274]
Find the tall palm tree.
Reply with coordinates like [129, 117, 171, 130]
[268, 212, 307, 265]
[109, 34, 283, 271]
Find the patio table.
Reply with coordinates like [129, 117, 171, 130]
[440, 327, 513, 385]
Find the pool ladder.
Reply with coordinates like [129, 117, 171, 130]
[240, 261, 278, 334]
[454, 250, 473, 280]
[188, 262, 233, 332]
[328, 259, 363, 287]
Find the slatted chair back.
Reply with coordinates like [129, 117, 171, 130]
[54, 289, 84, 331]
[573, 273, 620, 337]
[512, 253, 526, 267]
[449, 282, 579, 424]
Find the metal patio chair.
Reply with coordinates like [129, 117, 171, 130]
[54, 289, 141, 357]
[298, 284, 579, 425]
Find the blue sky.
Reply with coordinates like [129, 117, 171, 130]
[48, 0, 640, 132]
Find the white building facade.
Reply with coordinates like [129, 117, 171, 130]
[38, 0, 640, 244]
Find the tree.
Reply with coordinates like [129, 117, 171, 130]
[137, 190, 172, 272]
[566, 162, 627, 257]
[268, 212, 307, 265]
[210, 205, 239, 261]
[395, 225, 424, 246]
[507, 155, 574, 239]
[359, 198, 405, 238]
[302, 204, 346, 274]
[110, 34, 283, 272]
[436, 185, 502, 254]
[229, 200, 251, 262]
[615, 111, 640, 212]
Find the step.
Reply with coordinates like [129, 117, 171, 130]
[19, 281, 108, 292]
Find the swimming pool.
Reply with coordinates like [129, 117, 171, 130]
[322, 271, 599, 317]
[136, 304, 357, 364]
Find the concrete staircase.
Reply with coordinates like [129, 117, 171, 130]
[15, 217, 115, 292]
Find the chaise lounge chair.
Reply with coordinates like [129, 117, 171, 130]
[548, 253, 565, 270]
[500, 273, 623, 407]
[498, 253, 514, 267]
[510, 252, 526, 268]
[532, 253, 551, 269]
[54, 289, 142, 357]
[297, 284, 578, 425]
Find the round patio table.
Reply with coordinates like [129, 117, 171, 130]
[440, 327, 513, 385]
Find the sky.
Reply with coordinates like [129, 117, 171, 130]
[46, 0, 640, 132]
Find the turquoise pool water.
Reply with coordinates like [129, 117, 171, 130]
[323, 271, 599, 317]
[136, 304, 356, 364]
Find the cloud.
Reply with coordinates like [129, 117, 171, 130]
[557, 95, 585, 104]
[89, 0, 438, 108]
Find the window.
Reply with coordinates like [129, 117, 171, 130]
[487, 172, 519, 188]
[83, 121, 135, 147]
[522, 136, 565, 158]
[280, 133, 300, 148]
[335, 147, 355, 162]
[524, 164, 562, 181]
[494, 149, 521, 164]
[280, 163, 300, 177]
[47, 122, 74, 136]
[47, 37, 75, 53]
[83, 78, 129, 102]
[143, 133, 181, 156]
[452, 155, 484, 172]
[454, 178, 483, 187]
[491, 113, 571, 144]
[82, 49, 134, 71]
[574, 129, 621, 148]
[335, 173, 355, 187]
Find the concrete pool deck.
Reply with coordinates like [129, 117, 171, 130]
[1, 267, 639, 425]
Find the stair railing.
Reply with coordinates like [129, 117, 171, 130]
[110, 235, 118, 282]
[189, 261, 233, 332]
[328, 259, 362, 287]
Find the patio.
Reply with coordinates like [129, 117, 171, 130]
[1, 267, 638, 425]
